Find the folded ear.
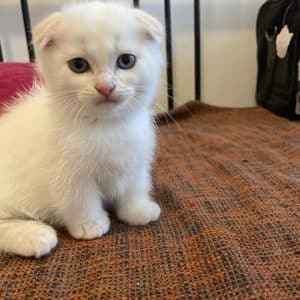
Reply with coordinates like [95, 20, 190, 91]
[133, 9, 164, 43]
[33, 12, 62, 52]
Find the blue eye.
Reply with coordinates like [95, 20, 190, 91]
[117, 54, 136, 70]
[68, 58, 90, 73]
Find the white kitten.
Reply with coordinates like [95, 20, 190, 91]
[0, 2, 163, 257]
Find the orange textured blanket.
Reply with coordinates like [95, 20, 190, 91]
[1, 101, 299, 299]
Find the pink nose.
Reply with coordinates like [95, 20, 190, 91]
[95, 84, 115, 97]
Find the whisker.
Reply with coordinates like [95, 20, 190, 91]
[153, 102, 184, 133]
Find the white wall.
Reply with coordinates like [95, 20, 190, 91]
[0, 0, 264, 110]
[201, 0, 263, 107]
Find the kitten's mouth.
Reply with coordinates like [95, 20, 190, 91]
[95, 97, 119, 106]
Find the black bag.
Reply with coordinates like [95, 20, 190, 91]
[256, 0, 300, 120]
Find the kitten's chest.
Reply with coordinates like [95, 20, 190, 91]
[83, 125, 153, 176]
[60, 116, 154, 183]
[95, 136, 134, 173]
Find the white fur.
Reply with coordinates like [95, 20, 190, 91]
[0, 2, 163, 257]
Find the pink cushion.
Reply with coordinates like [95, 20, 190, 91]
[0, 63, 39, 111]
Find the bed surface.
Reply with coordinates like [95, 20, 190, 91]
[0, 91, 299, 298]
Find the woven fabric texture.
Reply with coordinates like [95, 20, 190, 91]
[0, 101, 299, 299]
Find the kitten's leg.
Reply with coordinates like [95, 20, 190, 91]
[58, 181, 110, 239]
[116, 170, 161, 226]
[0, 219, 57, 258]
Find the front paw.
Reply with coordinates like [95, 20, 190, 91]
[117, 200, 161, 226]
[67, 216, 110, 240]
[18, 225, 57, 258]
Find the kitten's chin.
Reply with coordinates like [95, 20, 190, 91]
[93, 95, 135, 112]
[81, 98, 130, 121]
[73, 94, 142, 122]
[94, 97, 120, 107]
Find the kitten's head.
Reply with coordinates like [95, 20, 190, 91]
[33, 2, 164, 121]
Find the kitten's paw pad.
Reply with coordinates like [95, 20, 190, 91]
[118, 201, 161, 226]
[68, 217, 110, 240]
[14, 225, 57, 258]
